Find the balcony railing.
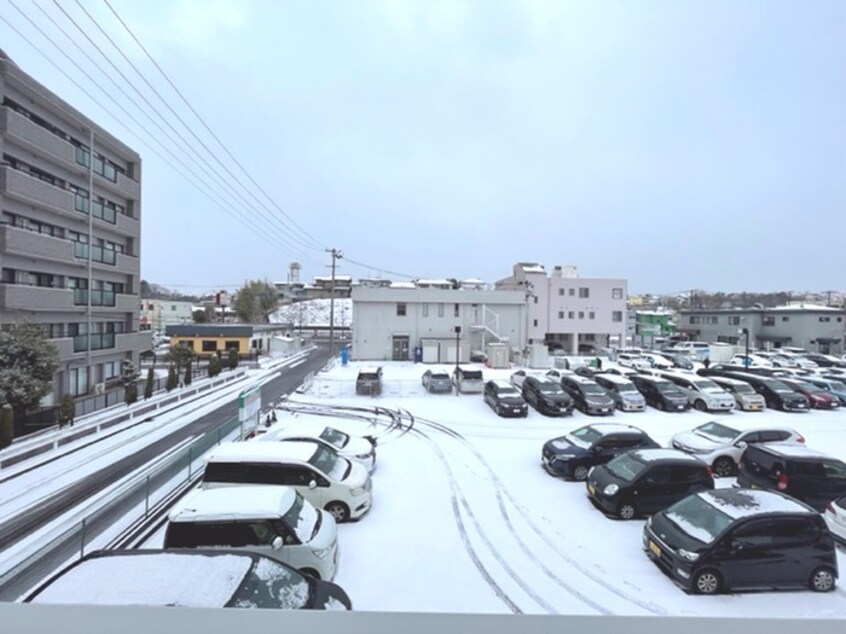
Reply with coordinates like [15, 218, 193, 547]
[72, 289, 116, 307]
[73, 242, 117, 266]
[72, 333, 116, 353]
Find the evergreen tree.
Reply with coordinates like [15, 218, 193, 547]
[208, 353, 222, 378]
[125, 381, 138, 405]
[184, 361, 193, 386]
[0, 404, 13, 449]
[227, 347, 239, 370]
[144, 367, 155, 400]
[166, 365, 178, 391]
[59, 393, 75, 428]
[233, 280, 279, 323]
[0, 323, 60, 412]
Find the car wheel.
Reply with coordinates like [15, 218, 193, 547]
[495, 405, 503, 416]
[809, 566, 836, 592]
[572, 464, 589, 481]
[694, 400, 707, 412]
[692, 569, 722, 595]
[300, 567, 321, 580]
[325, 501, 350, 523]
[616, 500, 637, 520]
[712, 456, 735, 478]
[656, 400, 665, 411]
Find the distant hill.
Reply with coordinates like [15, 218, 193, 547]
[270, 298, 352, 328]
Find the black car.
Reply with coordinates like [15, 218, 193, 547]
[559, 375, 615, 416]
[541, 423, 660, 481]
[573, 365, 604, 379]
[629, 374, 689, 412]
[587, 449, 713, 519]
[522, 376, 575, 417]
[736, 443, 846, 511]
[715, 371, 809, 412]
[483, 379, 528, 418]
[653, 351, 694, 370]
[643, 488, 838, 594]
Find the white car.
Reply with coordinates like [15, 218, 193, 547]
[616, 353, 651, 370]
[658, 372, 736, 412]
[510, 369, 547, 388]
[261, 422, 377, 473]
[639, 352, 673, 369]
[670, 421, 805, 477]
[729, 353, 773, 368]
[823, 495, 846, 543]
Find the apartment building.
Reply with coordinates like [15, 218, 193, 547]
[139, 299, 195, 332]
[0, 50, 146, 401]
[495, 263, 628, 353]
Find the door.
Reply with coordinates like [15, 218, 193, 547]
[632, 465, 677, 513]
[720, 519, 786, 588]
[392, 336, 410, 361]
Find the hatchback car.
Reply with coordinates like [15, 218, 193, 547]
[483, 379, 528, 417]
[670, 421, 804, 477]
[780, 377, 840, 410]
[541, 423, 659, 481]
[737, 443, 846, 511]
[558, 375, 615, 416]
[629, 374, 689, 412]
[717, 371, 810, 412]
[587, 449, 713, 519]
[643, 489, 838, 594]
[25, 549, 353, 609]
[421, 368, 453, 394]
[261, 423, 377, 473]
[522, 376, 575, 417]
[658, 372, 736, 413]
[706, 376, 766, 411]
[803, 376, 846, 406]
[594, 374, 646, 412]
[509, 369, 547, 389]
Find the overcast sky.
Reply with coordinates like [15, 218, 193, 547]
[2, 1, 844, 295]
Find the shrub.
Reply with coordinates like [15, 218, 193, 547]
[227, 348, 239, 370]
[208, 353, 222, 378]
[166, 365, 178, 392]
[144, 368, 154, 400]
[125, 381, 138, 406]
[59, 393, 75, 428]
[184, 361, 193, 386]
[0, 404, 13, 449]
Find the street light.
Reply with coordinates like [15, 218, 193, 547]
[738, 327, 750, 366]
[454, 326, 461, 396]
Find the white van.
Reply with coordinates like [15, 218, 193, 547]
[455, 365, 484, 394]
[164, 485, 339, 580]
[667, 341, 710, 362]
[202, 441, 373, 523]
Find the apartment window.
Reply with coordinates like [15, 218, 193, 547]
[782, 316, 790, 322]
[568, 311, 575, 319]
[612, 311, 623, 322]
[202, 340, 217, 352]
[819, 316, 831, 322]
[589, 312, 595, 319]
[438, 303, 444, 317]
[578, 311, 584, 319]
[31, 272, 55, 288]
[612, 288, 623, 299]
[454, 303, 460, 317]
[69, 366, 89, 396]
[558, 289, 564, 296]
[838, 317, 843, 323]
[224, 340, 240, 351]
[568, 288, 575, 296]
[1, 268, 17, 284]
[558, 311, 564, 319]
[422, 303, 429, 317]
[103, 361, 119, 380]
[397, 303, 407, 316]
[763, 316, 775, 326]
[728, 316, 741, 326]
[579, 288, 589, 298]
[533, 319, 538, 327]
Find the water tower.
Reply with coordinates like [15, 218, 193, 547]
[289, 261, 301, 284]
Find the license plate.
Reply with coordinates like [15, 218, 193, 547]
[600, 408, 608, 413]
[649, 541, 661, 557]
[588, 484, 596, 495]
[677, 405, 684, 410]
[750, 483, 759, 489]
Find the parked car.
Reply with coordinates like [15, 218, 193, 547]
[202, 441, 373, 522]
[736, 443, 846, 511]
[25, 549, 353, 609]
[803, 376, 846, 406]
[545, 368, 576, 380]
[522, 376, 575, 417]
[558, 375, 615, 416]
[780, 377, 840, 410]
[714, 371, 810, 412]
[824, 495, 846, 543]
[643, 488, 838, 594]
[355, 367, 383, 396]
[639, 352, 674, 369]
[617, 352, 651, 370]
[653, 351, 694, 370]
[164, 485, 339, 580]
[776, 351, 818, 369]
[260, 423, 377, 473]
[483, 379, 528, 418]
[572, 365, 604, 379]
[666, 341, 710, 362]
[802, 353, 846, 368]
[510, 369, 547, 389]
[729, 354, 773, 368]
[541, 423, 659, 481]
[593, 374, 646, 412]
[629, 374, 690, 412]
[586, 448, 713, 519]
[421, 368, 453, 394]
[706, 376, 766, 411]
[670, 421, 804, 477]
[455, 365, 484, 394]
[603, 366, 640, 377]
[657, 372, 736, 413]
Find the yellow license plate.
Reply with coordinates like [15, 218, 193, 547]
[750, 483, 759, 489]
[588, 484, 596, 495]
[649, 541, 661, 557]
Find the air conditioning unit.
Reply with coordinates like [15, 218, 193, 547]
[94, 382, 105, 394]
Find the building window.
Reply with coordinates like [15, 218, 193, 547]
[589, 312, 595, 319]
[224, 340, 240, 351]
[533, 319, 538, 327]
[454, 303, 459, 317]
[558, 289, 564, 296]
[438, 303, 444, 317]
[578, 311, 584, 319]
[568, 311, 575, 319]
[201, 340, 217, 352]
[397, 303, 407, 316]
[558, 311, 564, 319]
[579, 288, 589, 298]
[782, 316, 789, 322]
[69, 366, 88, 396]
[568, 288, 575, 296]
[728, 316, 740, 326]
[819, 316, 831, 322]
[612, 288, 623, 299]
[612, 311, 623, 322]
[422, 303, 429, 317]
[763, 316, 775, 326]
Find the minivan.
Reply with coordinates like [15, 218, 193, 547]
[667, 341, 711, 362]
[455, 365, 484, 394]
[658, 372, 736, 413]
[706, 376, 766, 412]
[164, 485, 339, 580]
[594, 374, 646, 412]
[558, 375, 615, 416]
[717, 371, 809, 412]
[644, 488, 838, 594]
[202, 441, 373, 522]
[629, 374, 689, 412]
[737, 443, 846, 511]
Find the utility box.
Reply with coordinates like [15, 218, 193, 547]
[485, 343, 510, 369]
[528, 343, 548, 369]
[439, 340, 470, 364]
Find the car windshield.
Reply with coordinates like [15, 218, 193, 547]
[606, 453, 648, 482]
[281, 491, 319, 543]
[692, 380, 721, 392]
[582, 384, 607, 396]
[732, 383, 755, 394]
[230, 556, 312, 609]
[790, 380, 816, 392]
[695, 422, 738, 440]
[662, 495, 733, 545]
[308, 446, 350, 480]
[768, 379, 794, 393]
[319, 427, 349, 448]
[358, 372, 379, 380]
[460, 370, 483, 380]
[654, 381, 679, 394]
[569, 426, 603, 445]
[617, 382, 638, 393]
[537, 382, 564, 394]
[498, 385, 520, 395]
[430, 373, 451, 380]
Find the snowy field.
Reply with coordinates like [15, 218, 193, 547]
[148, 359, 846, 617]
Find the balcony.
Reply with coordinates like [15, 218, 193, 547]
[1, 224, 75, 264]
[1, 107, 78, 166]
[72, 333, 116, 353]
[0, 284, 75, 311]
[73, 242, 117, 266]
[73, 289, 117, 307]
[0, 166, 74, 214]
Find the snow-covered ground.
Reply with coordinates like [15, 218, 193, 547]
[143, 359, 846, 617]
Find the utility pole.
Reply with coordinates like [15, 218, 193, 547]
[326, 248, 343, 358]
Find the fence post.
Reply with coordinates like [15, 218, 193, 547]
[145, 475, 150, 516]
[80, 518, 87, 557]
[188, 447, 192, 479]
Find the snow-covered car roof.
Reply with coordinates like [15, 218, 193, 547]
[630, 448, 704, 464]
[698, 489, 815, 519]
[169, 486, 298, 522]
[752, 443, 838, 460]
[584, 423, 646, 436]
[206, 440, 319, 464]
[357, 367, 382, 375]
[491, 379, 519, 389]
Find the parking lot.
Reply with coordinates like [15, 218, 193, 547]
[290, 360, 846, 615]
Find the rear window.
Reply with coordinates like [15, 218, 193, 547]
[459, 370, 483, 380]
[357, 372, 380, 380]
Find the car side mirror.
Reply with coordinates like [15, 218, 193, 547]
[593, 445, 604, 453]
[308, 480, 318, 490]
[731, 539, 745, 552]
[734, 441, 748, 450]
[271, 536, 284, 550]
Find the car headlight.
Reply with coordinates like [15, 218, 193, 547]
[677, 548, 699, 562]
[351, 486, 367, 496]
[603, 483, 619, 496]
[313, 547, 332, 559]
[646, 516, 653, 528]
[355, 453, 372, 460]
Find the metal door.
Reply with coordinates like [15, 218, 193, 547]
[392, 336, 410, 361]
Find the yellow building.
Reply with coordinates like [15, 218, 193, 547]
[165, 324, 290, 358]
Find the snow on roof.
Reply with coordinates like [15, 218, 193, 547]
[594, 373, 634, 385]
[492, 379, 519, 389]
[389, 282, 416, 289]
[589, 423, 644, 436]
[698, 489, 814, 519]
[631, 448, 702, 463]
[206, 440, 318, 464]
[168, 486, 296, 522]
[520, 264, 546, 274]
[757, 443, 838, 460]
[30, 552, 253, 607]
